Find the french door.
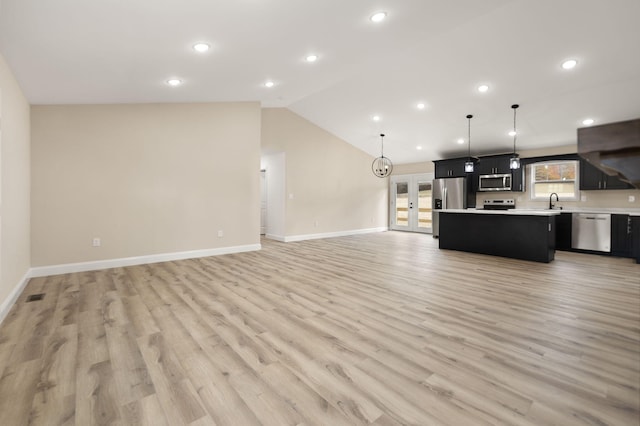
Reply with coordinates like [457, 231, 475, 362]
[390, 173, 433, 233]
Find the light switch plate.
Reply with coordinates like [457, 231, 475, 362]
[630, 195, 636, 202]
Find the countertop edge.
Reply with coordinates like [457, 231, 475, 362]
[440, 209, 561, 216]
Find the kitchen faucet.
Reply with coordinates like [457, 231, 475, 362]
[549, 192, 559, 209]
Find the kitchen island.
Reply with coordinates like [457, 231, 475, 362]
[439, 209, 561, 263]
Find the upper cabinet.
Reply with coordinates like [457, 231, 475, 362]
[434, 154, 523, 192]
[577, 118, 640, 189]
[476, 154, 512, 175]
[580, 159, 634, 190]
[434, 158, 469, 178]
[476, 154, 525, 192]
[511, 167, 525, 192]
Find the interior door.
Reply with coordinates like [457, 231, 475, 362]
[390, 174, 433, 233]
[390, 180, 410, 231]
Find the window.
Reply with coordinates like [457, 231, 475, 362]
[530, 160, 579, 200]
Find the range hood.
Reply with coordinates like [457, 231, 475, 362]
[577, 118, 640, 189]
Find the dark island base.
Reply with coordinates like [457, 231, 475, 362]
[439, 212, 556, 263]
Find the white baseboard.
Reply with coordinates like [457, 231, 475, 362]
[265, 234, 286, 242]
[283, 227, 388, 243]
[29, 243, 262, 278]
[0, 270, 32, 326]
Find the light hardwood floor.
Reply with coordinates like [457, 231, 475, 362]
[0, 231, 638, 425]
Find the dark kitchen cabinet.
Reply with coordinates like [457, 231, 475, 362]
[580, 159, 633, 190]
[611, 214, 633, 258]
[476, 154, 512, 175]
[631, 217, 640, 264]
[434, 158, 469, 178]
[556, 213, 572, 251]
[511, 166, 525, 192]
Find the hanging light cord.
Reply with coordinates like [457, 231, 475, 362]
[512, 104, 519, 154]
[380, 134, 385, 157]
[467, 114, 473, 159]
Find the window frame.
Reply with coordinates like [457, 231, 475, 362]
[529, 160, 580, 201]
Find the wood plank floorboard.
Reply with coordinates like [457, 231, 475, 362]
[0, 231, 638, 425]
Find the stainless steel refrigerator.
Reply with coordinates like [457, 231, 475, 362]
[432, 177, 467, 237]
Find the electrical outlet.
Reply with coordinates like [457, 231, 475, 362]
[289, 193, 294, 200]
[217, 230, 224, 237]
[314, 220, 319, 227]
[92, 238, 101, 247]
[581, 195, 587, 202]
[630, 195, 636, 203]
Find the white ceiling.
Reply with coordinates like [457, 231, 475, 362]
[2, 0, 639, 164]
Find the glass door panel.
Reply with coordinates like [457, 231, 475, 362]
[391, 181, 410, 230]
[395, 182, 409, 227]
[390, 174, 433, 233]
[417, 181, 432, 232]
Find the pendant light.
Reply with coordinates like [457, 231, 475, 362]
[509, 104, 520, 169]
[464, 114, 474, 173]
[372, 133, 393, 178]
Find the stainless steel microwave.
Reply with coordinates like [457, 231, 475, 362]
[478, 173, 512, 191]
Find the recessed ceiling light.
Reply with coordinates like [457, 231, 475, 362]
[306, 54, 318, 63]
[166, 78, 182, 86]
[508, 130, 517, 137]
[417, 103, 426, 110]
[370, 12, 387, 22]
[372, 115, 381, 122]
[416, 146, 423, 150]
[562, 59, 578, 70]
[193, 43, 210, 53]
[457, 138, 465, 144]
[477, 84, 489, 93]
[582, 118, 594, 126]
[264, 80, 275, 88]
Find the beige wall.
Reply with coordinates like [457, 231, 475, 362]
[261, 108, 388, 237]
[31, 103, 261, 266]
[0, 54, 31, 311]
[393, 161, 434, 175]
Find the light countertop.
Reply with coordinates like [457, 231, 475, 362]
[530, 207, 640, 214]
[441, 207, 640, 216]
[441, 209, 561, 216]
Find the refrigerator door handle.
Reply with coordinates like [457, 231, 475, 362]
[443, 188, 448, 210]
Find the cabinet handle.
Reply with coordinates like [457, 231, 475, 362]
[604, 180, 607, 189]
[598, 181, 601, 189]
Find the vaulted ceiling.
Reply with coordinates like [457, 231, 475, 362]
[1, 0, 639, 163]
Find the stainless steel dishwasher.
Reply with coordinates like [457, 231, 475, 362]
[571, 213, 611, 252]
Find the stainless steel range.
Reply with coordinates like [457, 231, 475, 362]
[483, 199, 516, 210]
